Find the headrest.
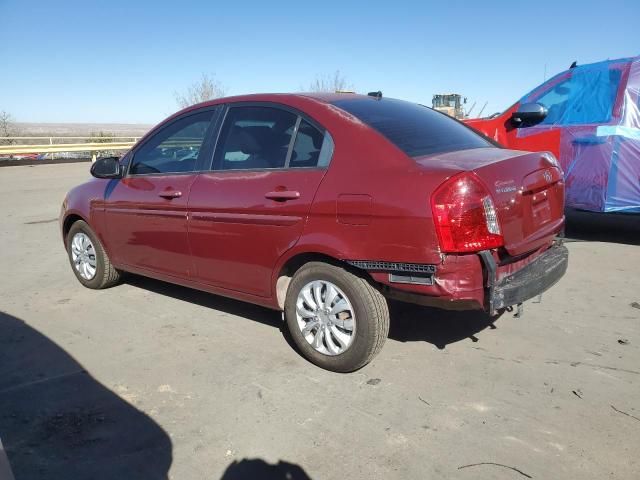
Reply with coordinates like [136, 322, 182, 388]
[225, 126, 261, 154]
[311, 131, 323, 149]
[299, 123, 324, 149]
[244, 126, 291, 150]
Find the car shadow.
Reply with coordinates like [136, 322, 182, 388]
[565, 209, 640, 246]
[219, 458, 312, 479]
[125, 275, 283, 328]
[124, 275, 498, 351]
[387, 300, 498, 349]
[0, 311, 172, 480]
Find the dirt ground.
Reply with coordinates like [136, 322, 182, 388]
[1, 163, 638, 480]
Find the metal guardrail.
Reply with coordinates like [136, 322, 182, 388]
[0, 137, 203, 162]
[0, 136, 141, 142]
[0, 142, 136, 162]
[0, 136, 141, 162]
[0, 142, 137, 153]
[0, 136, 144, 162]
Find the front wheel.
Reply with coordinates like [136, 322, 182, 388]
[284, 262, 389, 372]
[66, 220, 121, 289]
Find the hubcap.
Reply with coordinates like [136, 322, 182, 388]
[295, 280, 355, 356]
[70, 232, 97, 280]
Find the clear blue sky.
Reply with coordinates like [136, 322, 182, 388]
[1, 0, 638, 124]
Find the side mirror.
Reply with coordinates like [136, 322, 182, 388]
[511, 102, 548, 127]
[90, 156, 122, 179]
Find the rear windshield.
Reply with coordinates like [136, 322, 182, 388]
[332, 97, 494, 157]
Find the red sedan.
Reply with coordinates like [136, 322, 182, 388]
[60, 93, 568, 372]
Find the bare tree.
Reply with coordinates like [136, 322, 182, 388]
[0, 111, 18, 145]
[306, 70, 354, 92]
[174, 74, 227, 108]
[87, 131, 115, 143]
[87, 131, 118, 160]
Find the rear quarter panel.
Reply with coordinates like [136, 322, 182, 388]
[272, 97, 455, 277]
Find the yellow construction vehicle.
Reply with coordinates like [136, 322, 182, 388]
[432, 93, 467, 119]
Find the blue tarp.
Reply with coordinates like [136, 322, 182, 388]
[518, 57, 640, 213]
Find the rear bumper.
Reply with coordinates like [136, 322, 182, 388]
[360, 241, 568, 312]
[481, 243, 568, 314]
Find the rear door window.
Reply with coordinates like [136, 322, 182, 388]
[332, 97, 492, 157]
[214, 106, 298, 170]
[212, 106, 334, 170]
[290, 120, 326, 168]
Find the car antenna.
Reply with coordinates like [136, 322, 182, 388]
[569, 61, 578, 69]
[367, 91, 383, 99]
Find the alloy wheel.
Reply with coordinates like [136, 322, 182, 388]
[71, 232, 97, 280]
[295, 280, 356, 356]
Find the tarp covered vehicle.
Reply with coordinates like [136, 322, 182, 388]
[467, 57, 640, 213]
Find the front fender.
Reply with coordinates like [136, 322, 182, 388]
[59, 178, 110, 253]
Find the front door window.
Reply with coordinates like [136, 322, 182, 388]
[130, 110, 215, 174]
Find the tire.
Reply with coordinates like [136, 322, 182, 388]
[284, 262, 390, 372]
[66, 220, 121, 289]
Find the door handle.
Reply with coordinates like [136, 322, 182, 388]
[158, 190, 182, 199]
[265, 190, 300, 201]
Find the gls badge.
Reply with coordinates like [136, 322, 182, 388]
[495, 179, 517, 194]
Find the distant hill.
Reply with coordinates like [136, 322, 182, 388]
[14, 122, 153, 137]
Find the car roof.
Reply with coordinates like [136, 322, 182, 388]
[139, 92, 373, 149]
[179, 92, 365, 111]
[296, 92, 363, 103]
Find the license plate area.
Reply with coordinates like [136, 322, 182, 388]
[530, 190, 552, 227]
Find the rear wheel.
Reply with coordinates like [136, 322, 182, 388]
[66, 220, 121, 289]
[284, 262, 389, 372]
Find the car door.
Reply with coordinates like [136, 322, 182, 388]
[187, 104, 334, 297]
[104, 108, 219, 278]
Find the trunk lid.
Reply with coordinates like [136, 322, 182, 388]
[416, 147, 565, 256]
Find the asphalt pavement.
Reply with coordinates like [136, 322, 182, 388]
[1, 163, 638, 479]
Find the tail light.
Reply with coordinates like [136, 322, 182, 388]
[431, 172, 503, 253]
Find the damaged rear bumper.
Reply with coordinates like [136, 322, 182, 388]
[480, 243, 569, 315]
